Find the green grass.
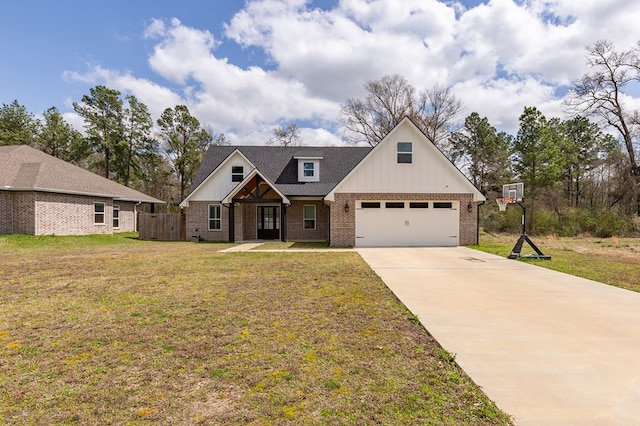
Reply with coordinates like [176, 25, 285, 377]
[472, 233, 640, 293]
[251, 241, 332, 250]
[0, 234, 511, 425]
[0, 232, 142, 250]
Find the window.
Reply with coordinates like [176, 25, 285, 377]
[113, 205, 120, 228]
[303, 205, 316, 230]
[296, 157, 321, 182]
[208, 204, 221, 230]
[385, 202, 405, 208]
[410, 202, 429, 209]
[232, 166, 244, 182]
[303, 162, 315, 177]
[433, 202, 453, 209]
[94, 202, 105, 225]
[397, 142, 412, 164]
[361, 202, 381, 209]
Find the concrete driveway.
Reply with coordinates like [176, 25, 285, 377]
[357, 246, 640, 426]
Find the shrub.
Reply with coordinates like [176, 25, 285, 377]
[480, 203, 635, 237]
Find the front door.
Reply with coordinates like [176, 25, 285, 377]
[257, 206, 280, 240]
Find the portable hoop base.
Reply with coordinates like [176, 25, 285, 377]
[508, 234, 551, 260]
[497, 197, 551, 260]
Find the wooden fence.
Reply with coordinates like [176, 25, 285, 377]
[138, 213, 186, 241]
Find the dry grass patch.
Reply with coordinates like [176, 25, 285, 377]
[473, 233, 640, 292]
[0, 235, 510, 425]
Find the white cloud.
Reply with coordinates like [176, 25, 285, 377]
[63, 0, 640, 144]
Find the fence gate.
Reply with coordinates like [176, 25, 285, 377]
[138, 213, 186, 241]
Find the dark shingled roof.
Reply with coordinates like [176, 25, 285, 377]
[191, 145, 372, 197]
[0, 145, 163, 203]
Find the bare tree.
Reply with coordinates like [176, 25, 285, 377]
[568, 40, 640, 177]
[268, 123, 301, 146]
[415, 84, 464, 149]
[340, 74, 463, 149]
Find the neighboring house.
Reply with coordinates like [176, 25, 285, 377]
[0, 145, 163, 236]
[180, 117, 486, 247]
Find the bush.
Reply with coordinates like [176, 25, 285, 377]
[480, 203, 635, 237]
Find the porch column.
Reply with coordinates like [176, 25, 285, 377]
[281, 202, 287, 242]
[229, 202, 235, 243]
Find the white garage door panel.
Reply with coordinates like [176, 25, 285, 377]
[355, 201, 459, 247]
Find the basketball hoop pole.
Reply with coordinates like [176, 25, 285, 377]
[508, 199, 551, 260]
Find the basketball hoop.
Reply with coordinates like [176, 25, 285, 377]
[496, 197, 513, 212]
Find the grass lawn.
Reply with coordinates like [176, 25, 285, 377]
[0, 234, 511, 425]
[472, 233, 640, 293]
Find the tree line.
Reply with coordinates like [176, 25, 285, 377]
[1, 39, 639, 235]
[338, 40, 640, 236]
[0, 87, 226, 209]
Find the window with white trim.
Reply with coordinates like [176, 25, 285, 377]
[303, 205, 316, 230]
[208, 204, 221, 230]
[296, 158, 321, 182]
[397, 142, 412, 164]
[303, 162, 315, 177]
[113, 205, 120, 228]
[232, 166, 244, 182]
[94, 202, 105, 225]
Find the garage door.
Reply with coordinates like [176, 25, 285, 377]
[355, 201, 459, 247]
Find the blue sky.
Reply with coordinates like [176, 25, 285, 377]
[2, 0, 639, 145]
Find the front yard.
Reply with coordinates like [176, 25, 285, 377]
[472, 233, 640, 293]
[0, 234, 510, 425]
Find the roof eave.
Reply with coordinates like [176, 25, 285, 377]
[1, 186, 163, 204]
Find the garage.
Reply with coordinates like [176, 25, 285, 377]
[355, 200, 459, 247]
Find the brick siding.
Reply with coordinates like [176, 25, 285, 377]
[185, 201, 230, 241]
[185, 193, 479, 246]
[0, 192, 14, 234]
[285, 200, 330, 241]
[0, 190, 138, 236]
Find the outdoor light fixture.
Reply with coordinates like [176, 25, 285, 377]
[344, 202, 350, 212]
[467, 202, 473, 212]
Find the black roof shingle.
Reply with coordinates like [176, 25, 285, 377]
[190, 145, 372, 198]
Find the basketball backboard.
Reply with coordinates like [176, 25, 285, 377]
[502, 182, 524, 202]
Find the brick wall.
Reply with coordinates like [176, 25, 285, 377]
[0, 192, 14, 234]
[330, 192, 479, 247]
[185, 201, 229, 241]
[35, 192, 113, 235]
[285, 200, 330, 241]
[242, 204, 257, 241]
[1, 191, 143, 236]
[114, 202, 137, 232]
[12, 192, 36, 235]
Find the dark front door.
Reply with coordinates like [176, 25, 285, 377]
[257, 206, 280, 240]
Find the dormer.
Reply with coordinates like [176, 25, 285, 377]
[294, 155, 322, 182]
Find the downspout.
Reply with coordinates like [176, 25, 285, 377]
[476, 200, 485, 245]
[134, 201, 142, 232]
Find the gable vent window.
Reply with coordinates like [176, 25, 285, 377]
[232, 166, 244, 182]
[397, 142, 412, 164]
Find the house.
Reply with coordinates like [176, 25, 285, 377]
[0, 145, 163, 236]
[180, 117, 486, 247]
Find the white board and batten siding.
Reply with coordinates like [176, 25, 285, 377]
[327, 118, 484, 247]
[182, 151, 253, 205]
[329, 119, 483, 197]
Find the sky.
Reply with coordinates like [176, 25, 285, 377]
[1, 0, 639, 146]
